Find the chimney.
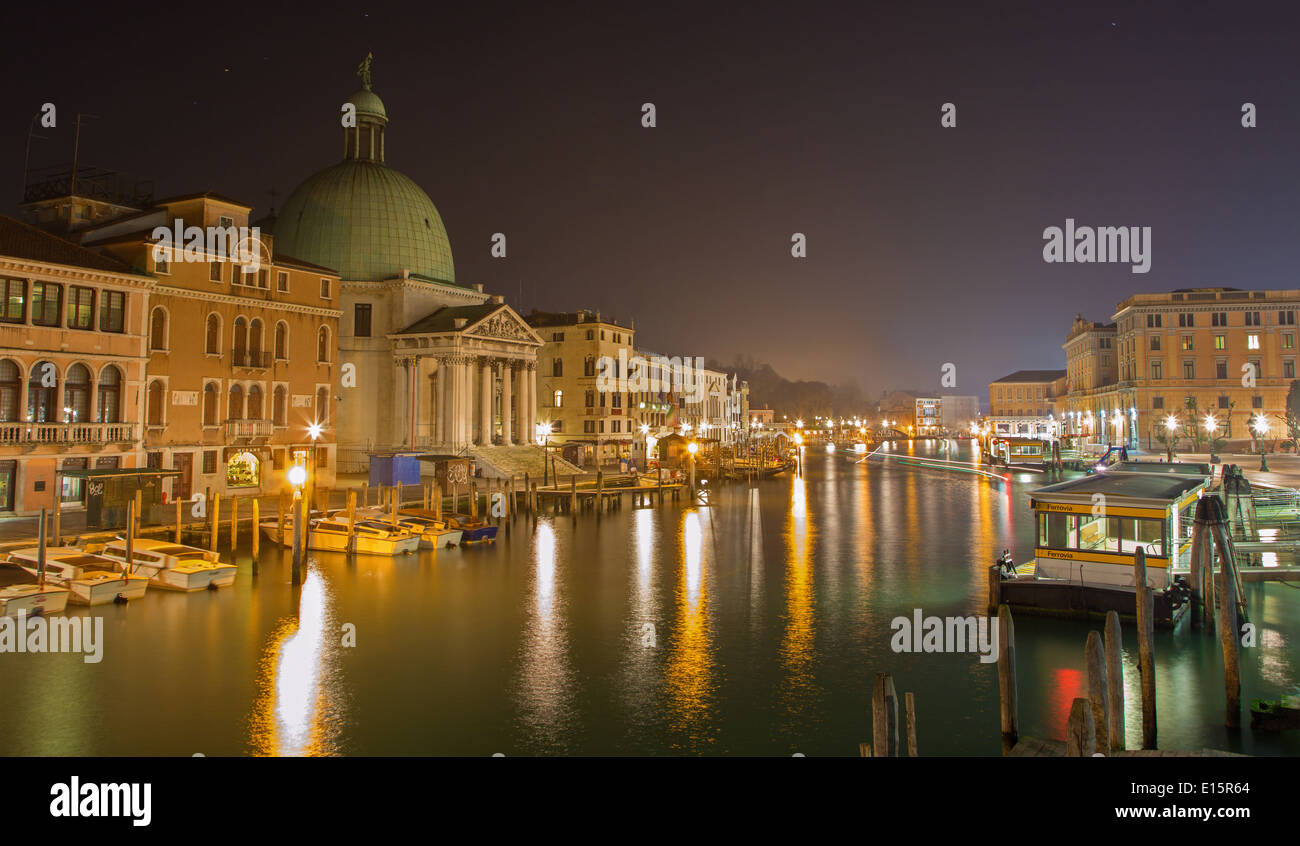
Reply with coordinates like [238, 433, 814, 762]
[454, 318, 468, 329]
[491, 294, 503, 304]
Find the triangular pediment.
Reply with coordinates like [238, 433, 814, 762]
[463, 305, 544, 345]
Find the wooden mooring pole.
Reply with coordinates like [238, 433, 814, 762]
[871, 673, 899, 757]
[1084, 630, 1109, 752]
[1134, 547, 1157, 749]
[1104, 610, 1125, 751]
[1066, 698, 1097, 757]
[997, 604, 1019, 753]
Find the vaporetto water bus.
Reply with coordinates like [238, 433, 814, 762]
[992, 468, 1207, 626]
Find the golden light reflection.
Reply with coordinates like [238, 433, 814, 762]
[664, 510, 716, 747]
[779, 474, 817, 714]
[248, 566, 339, 756]
[515, 519, 574, 742]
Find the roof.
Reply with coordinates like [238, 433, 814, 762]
[396, 303, 501, 335]
[0, 214, 141, 275]
[1031, 472, 1205, 505]
[991, 369, 1067, 384]
[525, 308, 630, 329]
[155, 191, 252, 209]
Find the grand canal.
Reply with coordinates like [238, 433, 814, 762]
[4, 441, 1298, 756]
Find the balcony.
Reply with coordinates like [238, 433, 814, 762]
[0, 421, 138, 448]
[225, 419, 274, 442]
[231, 350, 272, 370]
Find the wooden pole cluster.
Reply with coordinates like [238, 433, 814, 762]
[1103, 610, 1125, 752]
[1065, 698, 1096, 756]
[210, 492, 221, 552]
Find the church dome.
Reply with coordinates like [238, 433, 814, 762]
[271, 58, 455, 284]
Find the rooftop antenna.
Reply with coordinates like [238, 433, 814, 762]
[69, 113, 100, 197]
[22, 112, 50, 201]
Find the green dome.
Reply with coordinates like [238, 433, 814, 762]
[346, 87, 387, 120]
[273, 160, 455, 284]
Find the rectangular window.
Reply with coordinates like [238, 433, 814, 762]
[98, 291, 125, 333]
[277, 271, 289, 292]
[1151, 360, 1162, 380]
[203, 450, 218, 474]
[155, 251, 170, 274]
[1247, 311, 1261, 326]
[1218, 395, 1230, 409]
[1150, 335, 1160, 351]
[552, 331, 564, 341]
[1285, 333, 1295, 350]
[552, 358, 563, 377]
[1183, 361, 1195, 379]
[320, 278, 331, 299]
[1253, 395, 1264, 409]
[0, 278, 26, 323]
[1216, 361, 1228, 379]
[1282, 310, 1297, 326]
[1181, 335, 1193, 351]
[1286, 360, 1296, 379]
[257, 269, 269, 289]
[1152, 396, 1164, 409]
[30, 282, 61, 326]
[66, 285, 94, 329]
[1214, 334, 1225, 350]
[354, 303, 372, 337]
[1248, 334, 1260, 350]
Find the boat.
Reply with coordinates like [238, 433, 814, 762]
[399, 507, 497, 543]
[261, 512, 420, 555]
[991, 470, 1203, 627]
[98, 538, 236, 592]
[353, 508, 462, 548]
[8, 547, 150, 605]
[983, 436, 1050, 468]
[0, 563, 70, 616]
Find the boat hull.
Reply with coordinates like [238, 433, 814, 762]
[71, 576, 150, 605]
[0, 586, 70, 616]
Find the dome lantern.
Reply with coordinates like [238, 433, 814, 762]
[344, 52, 387, 163]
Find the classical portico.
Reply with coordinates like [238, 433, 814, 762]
[390, 302, 542, 451]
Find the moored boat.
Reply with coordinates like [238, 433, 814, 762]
[98, 538, 236, 592]
[0, 563, 70, 616]
[307, 515, 420, 555]
[9, 547, 150, 605]
[355, 508, 462, 548]
[443, 514, 497, 543]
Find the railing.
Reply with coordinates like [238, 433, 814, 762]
[0, 421, 138, 445]
[231, 350, 272, 369]
[224, 419, 273, 440]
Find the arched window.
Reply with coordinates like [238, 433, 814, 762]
[317, 326, 329, 362]
[205, 314, 220, 354]
[274, 322, 288, 360]
[27, 360, 58, 422]
[149, 308, 167, 351]
[233, 317, 248, 364]
[0, 359, 20, 422]
[228, 384, 244, 420]
[273, 385, 287, 426]
[249, 319, 264, 362]
[64, 364, 91, 423]
[146, 380, 164, 426]
[247, 384, 263, 419]
[97, 365, 121, 423]
[554, 389, 563, 408]
[316, 387, 329, 425]
[202, 382, 218, 426]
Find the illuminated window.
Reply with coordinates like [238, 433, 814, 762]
[1248, 334, 1260, 350]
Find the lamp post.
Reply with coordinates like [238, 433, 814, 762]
[536, 421, 553, 486]
[1253, 414, 1270, 471]
[287, 462, 307, 584]
[1204, 414, 1218, 463]
[1164, 414, 1178, 462]
[307, 421, 322, 514]
[687, 440, 698, 497]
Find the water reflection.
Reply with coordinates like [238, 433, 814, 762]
[514, 520, 575, 750]
[778, 474, 818, 723]
[664, 510, 717, 748]
[248, 565, 340, 756]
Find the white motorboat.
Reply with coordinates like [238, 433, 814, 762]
[261, 512, 420, 555]
[9, 547, 149, 606]
[0, 563, 70, 616]
[352, 508, 463, 548]
[99, 538, 236, 591]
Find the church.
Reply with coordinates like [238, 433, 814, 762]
[269, 56, 544, 473]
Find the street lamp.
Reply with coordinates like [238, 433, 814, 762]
[1253, 414, 1270, 471]
[687, 440, 699, 494]
[536, 421, 553, 485]
[1204, 414, 1218, 463]
[1164, 414, 1178, 462]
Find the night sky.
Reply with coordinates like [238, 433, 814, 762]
[4, 1, 1300, 402]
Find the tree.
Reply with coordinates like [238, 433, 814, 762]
[1183, 396, 1204, 453]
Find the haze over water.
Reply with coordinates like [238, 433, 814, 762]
[4, 441, 1298, 756]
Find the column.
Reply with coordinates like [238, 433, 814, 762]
[516, 364, 528, 445]
[458, 356, 472, 448]
[478, 357, 492, 445]
[393, 358, 409, 448]
[409, 355, 421, 447]
[502, 362, 514, 445]
[527, 364, 538, 444]
[449, 356, 463, 449]
[434, 358, 446, 446]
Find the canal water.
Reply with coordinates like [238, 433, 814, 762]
[4, 441, 1298, 756]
